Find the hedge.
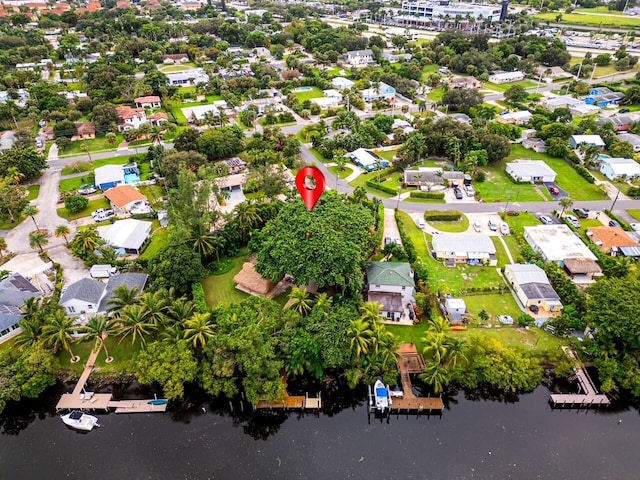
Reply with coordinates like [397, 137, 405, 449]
[604, 209, 632, 231]
[191, 282, 208, 313]
[424, 210, 462, 221]
[409, 191, 445, 199]
[366, 180, 397, 195]
[394, 211, 417, 263]
[574, 165, 595, 183]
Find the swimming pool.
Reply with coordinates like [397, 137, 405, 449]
[124, 172, 140, 184]
[292, 86, 312, 93]
[598, 154, 611, 160]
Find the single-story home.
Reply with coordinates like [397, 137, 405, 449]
[233, 262, 277, 297]
[599, 157, 640, 180]
[311, 96, 342, 109]
[104, 185, 148, 214]
[617, 133, 640, 152]
[75, 122, 96, 140]
[504, 264, 562, 314]
[489, 70, 525, 83]
[98, 219, 152, 255]
[332, 77, 355, 91]
[446, 113, 472, 124]
[0, 273, 43, 307]
[162, 53, 189, 64]
[585, 87, 624, 107]
[444, 297, 466, 324]
[166, 69, 210, 87]
[542, 95, 581, 110]
[59, 273, 148, 317]
[569, 135, 605, 149]
[431, 234, 497, 266]
[381, 52, 412, 63]
[347, 148, 388, 172]
[404, 168, 464, 187]
[596, 115, 634, 132]
[361, 82, 396, 102]
[587, 226, 640, 256]
[506, 160, 557, 183]
[570, 104, 601, 117]
[448, 77, 483, 89]
[0, 304, 23, 343]
[498, 110, 532, 125]
[223, 157, 247, 175]
[391, 118, 415, 135]
[522, 138, 547, 153]
[94, 164, 125, 190]
[563, 257, 602, 283]
[134, 95, 162, 109]
[366, 262, 415, 322]
[524, 225, 597, 265]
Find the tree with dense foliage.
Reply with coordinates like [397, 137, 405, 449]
[196, 125, 244, 160]
[442, 88, 483, 114]
[148, 245, 206, 295]
[0, 177, 28, 223]
[134, 342, 198, 400]
[41, 310, 79, 361]
[85, 316, 116, 362]
[64, 195, 88, 213]
[0, 147, 47, 181]
[504, 85, 529, 104]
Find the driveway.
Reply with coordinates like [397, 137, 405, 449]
[543, 181, 568, 199]
[383, 208, 401, 245]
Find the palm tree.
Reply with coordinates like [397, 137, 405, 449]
[444, 337, 467, 369]
[0, 237, 7, 257]
[347, 318, 374, 359]
[183, 312, 215, 348]
[160, 323, 185, 344]
[107, 285, 141, 314]
[54, 224, 71, 245]
[559, 196, 574, 217]
[73, 228, 100, 253]
[234, 201, 261, 242]
[187, 223, 218, 258]
[138, 291, 169, 326]
[23, 205, 39, 230]
[419, 363, 451, 394]
[41, 311, 79, 362]
[167, 296, 195, 325]
[418, 100, 426, 113]
[359, 301, 383, 325]
[29, 230, 48, 253]
[117, 304, 156, 348]
[150, 126, 164, 145]
[288, 287, 314, 316]
[422, 331, 448, 364]
[85, 315, 116, 362]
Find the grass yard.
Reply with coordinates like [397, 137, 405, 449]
[59, 135, 124, 156]
[329, 165, 355, 179]
[427, 87, 444, 103]
[491, 237, 511, 268]
[26, 185, 40, 201]
[376, 148, 400, 162]
[56, 336, 144, 375]
[428, 214, 469, 233]
[533, 12, 640, 29]
[292, 86, 324, 102]
[421, 64, 439, 82]
[484, 80, 538, 93]
[138, 185, 165, 203]
[474, 165, 543, 203]
[308, 147, 326, 163]
[575, 6, 622, 13]
[59, 175, 95, 194]
[464, 292, 522, 321]
[57, 197, 110, 220]
[627, 209, 640, 220]
[139, 227, 168, 261]
[349, 168, 410, 197]
[508, 145, 607, 201]
[60, 155, 135, 175]
[202, 254, 250, 306]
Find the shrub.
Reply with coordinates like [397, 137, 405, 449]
[424, 210, 462, 221]
[394, 211, 417, 263]
[409, 191, 445, 199]
[574, 165, 595, 183]
[475, 171, 486, 183]
[64, 195, 88, 213]
[366, 180, 397, 195]
[604, 209, 632, 231]
[191, 282, 207, 313]
[627, 186, 640, 198]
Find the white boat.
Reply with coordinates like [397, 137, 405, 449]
[373, 379, 391, 413]
[60, 411, 100, 431]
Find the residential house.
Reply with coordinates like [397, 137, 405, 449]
[596, 115, 635, 132]
[498, 110, 532, 125]
[563, 257, 602, 283]
[431, 234, 497, 266]
[94, 164, 125, 190]
[587, 226, 640, 256]
[504, 264, 562, 316]
[332, 77, 355, 91]
[381, 52, 412, 63]
[445, 113, 472, 124]
[521, 128, 537, 139]
[245, 97, 283, 115]
[488, 70, 525, 83]
[444, 297, 466, 324]
[534, 65, 572, 80]
[344, 49, 374, 66]
[59, 273, 148, 317]
[347, 148, 388, 172]
[312, 94, 342, 110]
[0, 131, 15, 151]
[570, 103, 601, 117]
[0, 273, 42, 308]
[75, 122, 96, 140]
[233, 262, 278, 297]
[618, 133, 640, 152]
[448, 76, 483, 89]
[323, 89, 343, 101]
[569, 135, 605, 149]
[104, 185, 148, 214]
[148, 112, 168, 126]
[166, 69, 209, 87]
[366, 262, 415, 322]
[522, 138, 547, 153]
[404, 168, 464, 187]
[134, 95, 162, 108]
[361, 82, 396, 102]
[542, 95, 581, 110]
[162, 53, 189, 64]
[585, 87, 624, 107]
[506, 160, 557, 183]
[523, 224, 598, 266]
[116, 106, 147, 131]
[391, 118, 415, 135]
[0, 305, 23, 343]
[223, 157, 248, 175]
[98, 219, 153, 255]
[599, 157, 640, 180]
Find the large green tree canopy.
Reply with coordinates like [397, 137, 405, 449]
[249, 192, 376, 295]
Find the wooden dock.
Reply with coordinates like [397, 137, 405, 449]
[549, 347, 610, 408]
[255, 392, 322, 411]
[108, 400, 168, 414]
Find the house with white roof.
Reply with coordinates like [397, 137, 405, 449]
[94, 164, 125, 190]
[347, 148, 388, 172]
[570, 103, 601, 117]
[344, 49, 374, 66]
[542, 95, 581, 110]
[166, 68, 209, 86]
[498, 110, 532, 125]
[506, 160, 557, 183]
[98, 219, 152, 255]
[332, 77, 355, 90]
[504, 264, 562, 317]
[489, 70, 525, 84]
[599, 157, 640, 180]
[569, 135, 605, 149]
[523, 225, 597, 265]
[444, 297, 466, 324]
[431, 234, 497, 266]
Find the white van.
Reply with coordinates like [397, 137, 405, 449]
[417, 218, 425, 229]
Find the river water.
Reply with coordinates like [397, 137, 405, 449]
[1, 383, 639, 480]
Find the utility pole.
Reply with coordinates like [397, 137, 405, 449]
[610, 189, 621, 212]
[396, 186, 401, 209]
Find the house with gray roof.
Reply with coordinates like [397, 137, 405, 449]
[366, 262, 415, 322]
[618, 133, 640, 152]
[0, 304, 23, 343]
[0, 273, 42, 307]
[504, 264, 562, 317]
[432, 234, 497, 266]
[59, 273, 148, 318]
[404, 168, 464, 187]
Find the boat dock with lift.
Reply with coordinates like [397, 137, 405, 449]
[549, 347, 610, 408]
[255, 392, 322, 411]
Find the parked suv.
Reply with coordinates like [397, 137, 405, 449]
[573, 208, 589, 219]
[565, 214, 580, 228]
[454, 187, 463, 200]
[540, 215, 554, 225]
[94, 209, 115, 222]
[488, 219, 497, 231]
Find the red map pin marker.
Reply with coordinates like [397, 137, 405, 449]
[295, 166, 325, 211]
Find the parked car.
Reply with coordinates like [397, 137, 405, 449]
[454, 187, 463, 200]
[619, 108, 630, 113]
[500, 223, 510, 235]
[417, 218, 425, 229]
[464, 185, 475, 197]
[92, 208, 108, 218]
[573, 208, 589, 219]
[35, 139, 43, 148]
[565, 214, 580, 228]
[488, 219, 497, 231]
[549, 186, 560, 195]
[394, 238, 402, 246]
[529, 305, 539, 314]
[609, 220, 621, 227]
[384, 237, 392, 245]
[473, 221, 482, 232]
[78, 184, 98, 195]
[540, 215, 554, 225]
[93, 209, 114, 222]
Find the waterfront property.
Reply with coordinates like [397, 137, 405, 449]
[549, 347, 610, 408]
[504, 264, 562, 318]
[365, 262, 416, 324]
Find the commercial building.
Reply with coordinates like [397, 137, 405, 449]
[399, 1, 501, 23]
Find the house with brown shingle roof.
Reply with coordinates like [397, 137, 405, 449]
[104, 185, 147, 214]
[587, 226, 639, 256]
[162, 54, 189, 64]
[135, 96, 161, 108]
[233, 262, 277, 296]
[76, 122, 96, 140]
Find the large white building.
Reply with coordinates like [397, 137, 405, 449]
[400, 1, 502, 23]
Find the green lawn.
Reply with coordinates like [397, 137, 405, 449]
[533, 12, 640, 29]
[484, 80, 538, 93]
[202, 254, 250, 306]
[627, 209, 640, 220]
[427, 87, 444, 103]
[308, 147, 326, 163]
[26, 185, 40, 201]
[508, 145, 607, 201]
[376, 148, 399, 162]
[56, 336, 144, 375]
[427, 214, 469, 233]
[575, 6, 622, 13]
[139, 227, 168, 261]
[292, 86, 324, 102]
[491, 237, 511, 268]
[464, 292, 522, 321]
[57, 197, 110, 220]
[138, 185, 165, 203]
[60, 155, 135, 175]
[474, 164, 543, 203]
[59, 135, 124, 156]
[421, 64, 439, 81]
[329, 165, 354, 179]
[59, 175, 95, 194]
[349, 169, 410, 198]
[397, 211, 430, 257]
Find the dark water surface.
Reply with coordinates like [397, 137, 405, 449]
[1, 384, 639, 480]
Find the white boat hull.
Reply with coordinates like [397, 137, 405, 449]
[61, 411, 100, 431]
[374, 379, 390, 413]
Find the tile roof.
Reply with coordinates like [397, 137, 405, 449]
[588, 226, 639, 248]
[104, 185, 147, 208]
[134, 96, 161, 104]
